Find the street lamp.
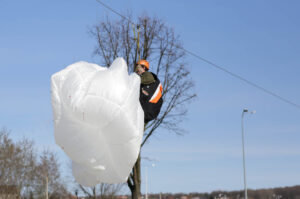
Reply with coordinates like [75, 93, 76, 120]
[241, 109, 255, 199]
[145, 163, 155, 199]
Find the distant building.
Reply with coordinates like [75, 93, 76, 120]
[166, 195, 175, 199]
[215, 194, 227, 199]
[180, 196, 189, 199]
[118, 195, 129, 199]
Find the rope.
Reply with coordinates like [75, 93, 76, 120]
[132, 24, 141, 72]
[137, 25, 141, 62]
[132, 24, 137, 72]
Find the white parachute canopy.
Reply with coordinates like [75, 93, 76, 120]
[51, 57, 144, 186]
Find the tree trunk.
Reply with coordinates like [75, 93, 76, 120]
[45, 175, 48, 199]
[93, 187, 97, 199]
[91, 14, 196, 199]
[128, 155, 141, 199]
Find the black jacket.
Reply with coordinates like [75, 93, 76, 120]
[139, 73, 163, 123]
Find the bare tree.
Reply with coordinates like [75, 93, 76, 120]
[0, 127, 36, 198]
[90, 14, 196, 199]
[77, 183, 125, 199]
[35, 150, 68, 199]
[0, 128, 69, 199]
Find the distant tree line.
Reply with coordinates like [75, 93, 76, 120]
[0, 127, 124, 199]
[2, 126, 300, 199]
[0, 127, 69, 198]
[147, 186, 300, 199]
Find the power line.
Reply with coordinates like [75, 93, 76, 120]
[180, 48, 300, 109]
[96, 0, 135, 25]
[95, 0, 300, 110]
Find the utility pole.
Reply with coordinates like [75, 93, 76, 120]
[145, 164, 156, 199]
[241, 109, 256, 199]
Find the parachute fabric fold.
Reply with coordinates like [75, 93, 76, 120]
[51, 57, 144, 186]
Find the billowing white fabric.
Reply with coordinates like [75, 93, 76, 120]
[51, 58, 144, 186]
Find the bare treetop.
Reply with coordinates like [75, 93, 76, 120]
[90, 14, 195, 199]
[90, 15, 196, 144]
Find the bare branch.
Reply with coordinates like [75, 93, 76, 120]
[90, 14, 196, 199]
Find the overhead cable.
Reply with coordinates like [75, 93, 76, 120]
[95, 0, 300, 110]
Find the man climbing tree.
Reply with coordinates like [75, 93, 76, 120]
[135, 59, 163, 124]
[90, 14, 196, 199]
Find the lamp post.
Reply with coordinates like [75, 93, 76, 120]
[145, 163, 155, 199]
[241, 109, 255, 199]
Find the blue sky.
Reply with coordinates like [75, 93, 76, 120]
[1, 0, 300, 194]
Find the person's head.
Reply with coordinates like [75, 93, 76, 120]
[135, 60, 149, 75]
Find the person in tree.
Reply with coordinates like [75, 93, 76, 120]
[135, 60, 163, 124]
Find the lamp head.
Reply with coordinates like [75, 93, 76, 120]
[243, 109, 248, 113]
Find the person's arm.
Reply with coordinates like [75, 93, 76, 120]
[141, 72, 155, 84]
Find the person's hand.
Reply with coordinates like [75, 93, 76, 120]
[142, 88, 149, 96]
